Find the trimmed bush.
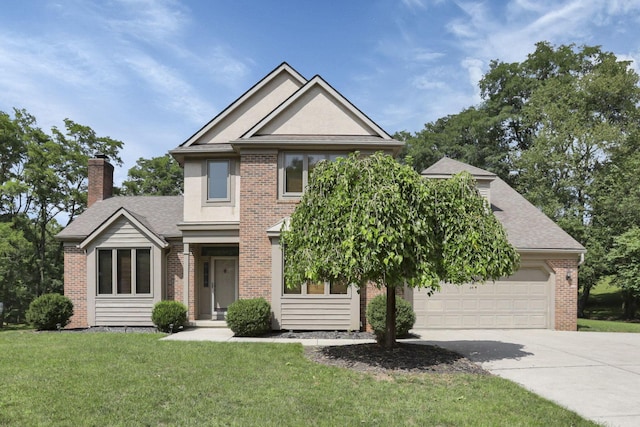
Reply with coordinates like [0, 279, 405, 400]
[26, 293, 74, 330]
[366, 294, 416, 342]
[226, 298, 271, 337]
[151, 301, 187, 333]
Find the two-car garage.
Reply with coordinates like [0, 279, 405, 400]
[410, 262, 555, 329]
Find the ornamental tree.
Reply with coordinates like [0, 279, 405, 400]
[281, 152, 519, 348]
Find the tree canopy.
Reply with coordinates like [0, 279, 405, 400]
[0, 108, 123, 322]
[121, 154, 183, 196]
[281, 152, 519, 347]
[399, 42, 640, 317]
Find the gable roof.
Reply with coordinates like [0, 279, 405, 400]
[56, 196, 183, 242]
[241, 75, 392, 139]
[422, 157, 496, 179]
[171, 62, 403, 158]
[422, 158, 585, 253]
[179, 62, 307, 148]
[78, 207, 169, 249]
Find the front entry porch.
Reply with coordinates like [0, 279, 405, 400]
[196, 247, 239, 321]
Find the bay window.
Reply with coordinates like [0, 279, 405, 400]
[98, 248, 151, 295]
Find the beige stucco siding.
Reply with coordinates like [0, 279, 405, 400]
[183, 159, 240, 223]
[201, 73, 303, 143]
[258, 86, 378, 136]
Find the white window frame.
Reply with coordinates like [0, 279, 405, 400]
[97, 248, 152, 296]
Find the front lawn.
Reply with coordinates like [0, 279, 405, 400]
[0, 331, 595, 426]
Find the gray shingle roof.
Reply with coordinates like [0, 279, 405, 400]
[422, 158, 585, 252]
[56, 196, 183, 241]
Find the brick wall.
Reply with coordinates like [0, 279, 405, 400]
[166, 242, 183, 302]
[239, 152, 296, 302]
[87, 156, 113, 207]
[63, 246, 87, 328]
[547, 258, 579, 331]
[165, 242, 196, 321]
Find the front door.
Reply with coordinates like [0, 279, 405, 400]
[198, 257, 238, 320]
[213, 258, 237, 312]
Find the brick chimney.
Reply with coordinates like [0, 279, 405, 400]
[87, 154, 114, 207]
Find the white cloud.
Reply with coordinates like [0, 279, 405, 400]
[122, 53, 214, 125]
[106, 0, 189, 44]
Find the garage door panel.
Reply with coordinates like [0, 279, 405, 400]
[413, 265, 553, 329]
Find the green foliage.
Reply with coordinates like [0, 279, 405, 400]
[0, 108, 123, 322]
[151, 301, 187, 332]
[401, 42, 640, 312]
[366, 294, 415, 341]
[606, 228, 640, 318]
[226, 298, 272, 337]
[25, 293, 73, 330]
[121, 154, 183, 196]
[282, 152, 518, 346]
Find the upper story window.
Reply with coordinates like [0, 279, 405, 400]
[281, 152, 346, 197]
[207, 159, 231, 201]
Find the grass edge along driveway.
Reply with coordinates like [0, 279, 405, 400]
[0, 331, 596, 426]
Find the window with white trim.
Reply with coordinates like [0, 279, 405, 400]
[281, 152, 346, 197]
[207, 159, 230, 201]
[97, 248, 151, 295]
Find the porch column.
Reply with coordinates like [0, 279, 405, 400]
[183, 243, 190, 319]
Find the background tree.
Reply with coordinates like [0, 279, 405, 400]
[606, 228, 640, 319]
[121, 154, 183, 196]
[281, 152, 518, 348]
[396, 107, 510, 179]
[0, 108, 123, 321]
[400, 42, 640, 314]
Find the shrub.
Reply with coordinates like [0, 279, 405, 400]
[226, 298, 271, 337]
[151, 301, 187, 332]
[366, 294, 416, 342]
[26, 293, 74, 330]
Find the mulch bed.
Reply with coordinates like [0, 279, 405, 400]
[304, 342, 489, 376]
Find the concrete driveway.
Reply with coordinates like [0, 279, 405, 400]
[411, 329, 640, 427]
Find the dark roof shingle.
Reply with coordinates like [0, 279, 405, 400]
[56, 196, 183, 241]
[423, 158, 585, 252]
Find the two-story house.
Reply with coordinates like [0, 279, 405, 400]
[56, 63, 585, 331]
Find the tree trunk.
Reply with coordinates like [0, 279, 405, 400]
[384, 286, 396, 349]
[622, 290, 638, 320]
[577, 285, 592, 318]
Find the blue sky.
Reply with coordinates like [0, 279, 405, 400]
[2, 0, 640, 183]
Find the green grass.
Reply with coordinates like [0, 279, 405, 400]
[583, 281, 625, 320]
[578, 318, 640, 332]
[579, 281, 640, 332]
[0, 332, 595, 426]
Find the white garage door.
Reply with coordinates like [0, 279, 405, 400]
[412, 264, 554, 329]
